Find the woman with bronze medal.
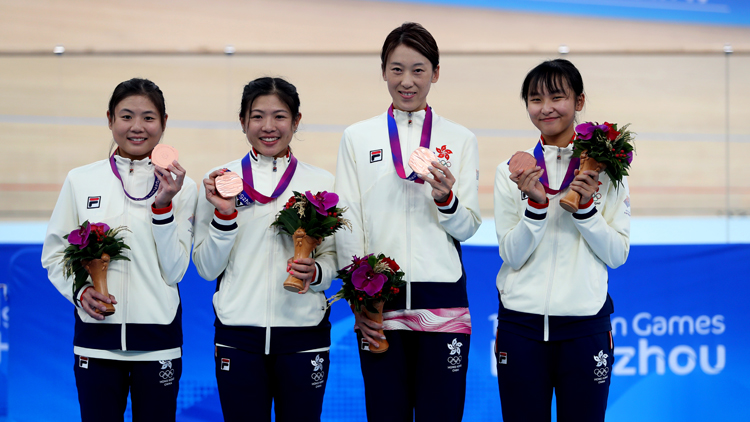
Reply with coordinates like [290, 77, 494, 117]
[192, 77, 338, 421]
[334, 23, 481, 421]
[493, 59, 631, 422]
[41, 78, 197, 421]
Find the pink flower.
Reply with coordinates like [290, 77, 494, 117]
[305, 191, 339, 216]
[351, 263, 386, 296]
[68, 222, 92, 250]
[575, 122, 610, 141]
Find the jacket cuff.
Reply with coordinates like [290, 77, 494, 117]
[151, 202, 174, 225]
[524, 197, 548, 220]
[75, 284, 94, 307]
[311, 262, 322, 286]
[573, 198, 597, 220]
[435, 191, 458, 214]
[211, 209, 238, 231]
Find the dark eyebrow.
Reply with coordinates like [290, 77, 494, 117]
[119, 108, 156, 114]
[250, 108, 290, 114]
[390, 61, 426, 67]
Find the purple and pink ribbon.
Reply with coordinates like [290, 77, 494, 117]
[387, 104, 433, 185]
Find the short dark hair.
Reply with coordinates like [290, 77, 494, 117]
[239, 77, 300, 121]
[108, 78, 166, 128]
[521, 59, 584, 105]
[381, 22, 439, 73]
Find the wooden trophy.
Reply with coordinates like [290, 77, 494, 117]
[559, 151, 606, 213]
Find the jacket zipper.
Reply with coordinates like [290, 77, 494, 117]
[121, 159, 134, 350]
[265, 161, 278, 355]
[405, 112, 413, 309]
[543, 147, 563, 342]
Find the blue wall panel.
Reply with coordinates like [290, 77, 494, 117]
[1, 243, 748, 421]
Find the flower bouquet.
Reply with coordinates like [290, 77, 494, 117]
[271, 191, 349, 292]
[61, 221, 130, 316]
[329, 254, 406, 353]
[560, 121, 635, 212]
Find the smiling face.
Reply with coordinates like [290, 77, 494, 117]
[107, 95, 166, 160]
[526, 80, 585, 147]
[240, 94, 301, 158]
[383, 44, 439, 112]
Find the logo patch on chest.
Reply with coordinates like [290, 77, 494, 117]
[370, 149, 383, 163]
[87, 196, 101, 209]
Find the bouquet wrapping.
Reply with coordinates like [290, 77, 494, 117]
[560, 121, 635, 212]
[61, 221, 130, 316]
[330, 254, 406, 353]
[271, 191, 349, 292]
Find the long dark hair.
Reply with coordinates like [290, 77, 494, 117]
[381, 22, 439, 73]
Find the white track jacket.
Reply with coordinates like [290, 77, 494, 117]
[41, 155, 197, 359]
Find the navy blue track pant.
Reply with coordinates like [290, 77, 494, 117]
[215, 346, 329, 422]
[74, 355, 181, 422]
[495, 330, 614, 422]
[357, 330, 470, 422]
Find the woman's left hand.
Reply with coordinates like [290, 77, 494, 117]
[154, 160, 186, 208]
[287, 257, 317, 294]
[419, 160, 455, 203]
[570, 169, 600, 205]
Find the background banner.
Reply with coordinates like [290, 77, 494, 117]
[1, 243, 748, 421]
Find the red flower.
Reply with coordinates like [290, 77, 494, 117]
[436, 145, 452, 160]
[381, 257, 400, 272]
[603, 122, 620, 141]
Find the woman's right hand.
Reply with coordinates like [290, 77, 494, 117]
[510, 166, 547, 204]
[80, 287, 117, 321]
[352, 304, 386, 348]
[204, 169, 237, 216]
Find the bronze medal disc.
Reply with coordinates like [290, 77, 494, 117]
[508, 151, 536, 174]
[215, 171, 244, 198]
[151, 144, 179, 169]
[408, 147, 437, 177]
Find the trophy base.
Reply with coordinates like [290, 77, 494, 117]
[559, 199, 579, 213]
[95, 302, 115, 316]
[283, 276, 304, 293]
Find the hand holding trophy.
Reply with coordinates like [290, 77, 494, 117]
[329, 254, 406, 353]
[560, 122, 635, 212]
[271, 191, 350, 292]
[62, 221, 130, 316]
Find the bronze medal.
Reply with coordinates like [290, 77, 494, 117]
[215, 171, 243, 198]
[508, 151, 536, 174]
[408, 147, 437, 177]
[151, 144, 178, 169]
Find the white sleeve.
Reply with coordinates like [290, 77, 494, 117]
[494, 164, 550, 270]
[151, 178, 198, 286]
[435, 133, 482, 242]
[41, 175, 80, 305]
[571, 177, 631, 269]
[334, 129, 365, 270]
[191, 181, 238, 281]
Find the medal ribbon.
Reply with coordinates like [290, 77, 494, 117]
[534, 139, 580, 195]
[109, 153, 160, 201]
[387, 104, 432, 185]
[236, 151, 298, 205]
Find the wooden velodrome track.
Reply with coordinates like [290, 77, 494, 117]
[1, 0, 749, 221]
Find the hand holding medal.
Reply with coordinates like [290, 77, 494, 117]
[152, 144, 187, 209]
[409, 147, 455, 203]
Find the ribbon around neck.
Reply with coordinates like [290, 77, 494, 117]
[533, 140, 580, 195]
[387, 104, 433, 185]
[236, 151, 298, 205]
[109, 153, 160, 202]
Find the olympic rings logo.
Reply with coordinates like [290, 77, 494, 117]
[594, 367, 609, 378]
[447, 356, 462, 366]
[160, 369, 174, 379]
[311, 371, 325, 382]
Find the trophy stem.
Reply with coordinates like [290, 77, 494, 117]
[359, 300, 389, 353]
[82, 253, 115, 316]
[560, 151, 606, 213]
[283, 228, 322, 292]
